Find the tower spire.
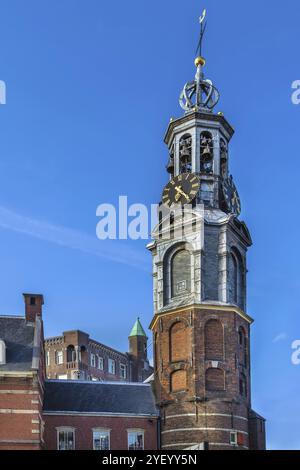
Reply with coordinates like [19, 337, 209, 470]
[179, 8, 220, 113]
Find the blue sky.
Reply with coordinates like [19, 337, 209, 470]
[0, 0, 299, 450]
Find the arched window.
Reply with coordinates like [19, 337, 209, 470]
[179, 134, 192, 173]
[163, 244, 192, 306]
[170, 369, 187, 393]
[229, 248, 245, 310]
[169, 322, 189, 362]
[79, 345, 87, 363]
[231, 254, 238, 304]
[67, 345, 76, 363]
[204, 319, 224, 361]
[238, 327, 248, 367]
[205, 368, 225, 392]
[200, 131, 213, 174]
[171, 249, 191, 298]
[0, 340, 6, 365]
[220, 138, 228, 178]
[239, 373, 247, 397]
[166, 145, 175, 176]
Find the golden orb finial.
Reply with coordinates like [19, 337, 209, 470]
[195, 56, 206, 68]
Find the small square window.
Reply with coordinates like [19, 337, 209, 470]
[176, 280, 187, 293]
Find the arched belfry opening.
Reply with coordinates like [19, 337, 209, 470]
[179, 134, 192, 174]
[200, 131, 213, 174]
[166, 144, 175, 177]
[220, 138, 228, 178]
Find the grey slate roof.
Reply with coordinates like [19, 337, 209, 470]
[0, 316, 35, 372]
[44, 380, 158, 417]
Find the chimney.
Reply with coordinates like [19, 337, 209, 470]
[23, 293, 44, 323]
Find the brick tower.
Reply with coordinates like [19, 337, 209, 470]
[128, 318, 151, 382]
[147, 12, 266, 450]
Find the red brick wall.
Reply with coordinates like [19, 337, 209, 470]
[43, 415, 158, 450]
[153, 306, 251, 450]
[0, 376, 43, 450]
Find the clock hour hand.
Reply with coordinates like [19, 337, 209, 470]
[175, 186, 189, 201]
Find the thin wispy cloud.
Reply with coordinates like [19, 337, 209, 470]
[272, 333, 288, 344]
[0, 206, 149, 271]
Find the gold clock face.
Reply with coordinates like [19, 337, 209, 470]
[162, 173, 200, 208]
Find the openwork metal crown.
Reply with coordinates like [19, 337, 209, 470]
[179, 72, 220, 112]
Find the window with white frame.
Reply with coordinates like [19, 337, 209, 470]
[57, 427, 75, 450]
[127, 429, 144, 450]
[46, 350, 50, 366]
[55, 350, 63, 365]
[230, 431, 238, 446]
[108, 358, 116, 375]
[120, 363, 127, 379]
[93, 429, 110, 450]
[90, 353, 96, 368]
[98, 355, 104, 370]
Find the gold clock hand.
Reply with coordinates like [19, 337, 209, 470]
[175, 186, 189, 200]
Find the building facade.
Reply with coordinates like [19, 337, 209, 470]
[44, 318, 152, 383]
[0, 295, 158, 450]
[147, 41, 266, 450]
[0, 294, 46, 450]
[43, 380, 158, 450]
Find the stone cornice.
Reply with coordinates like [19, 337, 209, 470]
[164, 112, 235, 145]
[149, 303, 254, 330]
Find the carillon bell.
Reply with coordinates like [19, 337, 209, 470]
[166, 157, 174, 174]
[202, 144, 212, 159]
[180, 145, 191, 164]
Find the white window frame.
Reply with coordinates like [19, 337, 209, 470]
[46, 350, 50, 367]
[230, 431, 238, 446]
[0, 340, 6, 365]
[108, 358, 116, 375]
[92, 428, 111, 450]
[55, 350, 63, 365]
[90, 353, 96, 368]
[56, 427, 75, 450]
[120, 363, 127, 379]
[98, 355, 104, 370]
[127, 429, 144, 450]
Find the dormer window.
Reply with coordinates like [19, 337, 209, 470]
[0, 340, 6, 365]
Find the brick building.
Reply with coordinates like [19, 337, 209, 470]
[0, 295, 158, 450]
[44, 318, 152, 383]
[0, 294, 46, 450]
[43, 380, 158, 450]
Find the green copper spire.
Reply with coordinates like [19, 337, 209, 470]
[129, 317, 147, 338]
